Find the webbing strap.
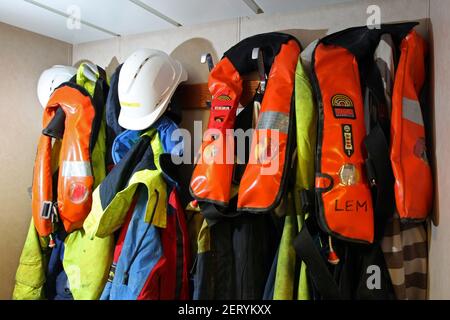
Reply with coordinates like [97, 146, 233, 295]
[293, 223, 342, 300]
[43, 107, 66, 139]
[364, 124, 395, 242]
[200, 202, 241, 226]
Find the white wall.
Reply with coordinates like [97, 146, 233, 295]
[73, 0, 429, 81]
[428, 0, 450, 300]
[0, 22, 72, 299]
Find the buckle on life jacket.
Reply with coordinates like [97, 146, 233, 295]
[40, 201, 53, 220]
[40, 201, 59, 223]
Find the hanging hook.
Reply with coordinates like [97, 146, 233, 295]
[201, 53, 215, 108]
[200, 53, 214, 72]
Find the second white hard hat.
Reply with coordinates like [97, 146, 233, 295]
[37, 65, 77, 108]
[118, 49, 187, 131]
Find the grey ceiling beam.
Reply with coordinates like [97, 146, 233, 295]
[129, 0, 182, 27]
[23, 0, 120, 37]
[242, 0, 264, 14]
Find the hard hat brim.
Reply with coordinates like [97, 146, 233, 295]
[118, 60, 187, 131]
[118, 101, 168, 131]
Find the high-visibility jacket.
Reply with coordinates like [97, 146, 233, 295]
[14, 64, 110, 300]
[12, 221, 50, 300]
[270, 54, 316, 300]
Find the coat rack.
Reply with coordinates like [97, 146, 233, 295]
[172, 50, 263, 110]
[172, 81, 261, 110]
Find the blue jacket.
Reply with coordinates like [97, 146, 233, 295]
[100, 116, 183, 300]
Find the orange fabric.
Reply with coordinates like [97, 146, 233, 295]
[190, 40, 300, 211]
[32, 109, 57, 237]
[314, 44, 374, 243]
[190, 57, 241, 205]
[32, 85, 95, 236]
[237, 40, 300, 210]
[391, 30, 433, 221]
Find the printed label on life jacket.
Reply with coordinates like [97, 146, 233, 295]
[342, 124, 354, 157]
[217, 95, 231, 101]
[332, 94, 356, 119]
[212, 95, 232, 112]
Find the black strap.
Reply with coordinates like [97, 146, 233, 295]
[97, 66, 108, 83]
[200, 202, 242, 226]
[43, 107, 66, 139]
[364, 124, 395, 242]
[300, 189, 315, 214]
[293, 223, 342, 300]
[89, 69, 108, 155]
[362, 43, 395, 243]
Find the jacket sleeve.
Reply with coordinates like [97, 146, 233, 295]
[12, 219, 49, 300]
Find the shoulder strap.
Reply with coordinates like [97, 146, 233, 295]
[293, 221, 342, 300]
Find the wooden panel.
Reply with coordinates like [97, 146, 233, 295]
[172, 80, 261, 110]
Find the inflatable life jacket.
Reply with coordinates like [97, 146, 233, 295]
[32, 69, 107, 237]
[312, 23, 432, 243]
[391, 30, 433, 221]
[190, 33, 300, 213]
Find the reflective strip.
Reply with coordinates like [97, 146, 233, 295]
[256, 111, 289, 134]
[61, 161, 92, 177]
[402, 97, 424, 126]
[120, 101, 141, 108]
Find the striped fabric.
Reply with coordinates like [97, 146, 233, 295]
[381, 213, 428, 300]
[376, 34, 428, 300]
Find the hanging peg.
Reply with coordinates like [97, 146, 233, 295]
[201, 53, 214, 108]
[82, 62, 99, 82]
[200, 53, 215, 72]
[252, 47, 266, 94]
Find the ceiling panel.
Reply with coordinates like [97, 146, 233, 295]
[140, 0, 255, 26]
[255, 0, 355, 14]
[0, 0, 359, 44]
[0, 0, 109, 43]
[34, 0, 174, 36]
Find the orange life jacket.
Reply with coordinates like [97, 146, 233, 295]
[32, 83, 98, 236]
[190, 33, 300, 213]
[391, 30, 433, 221]
[312, 23, 431, 243]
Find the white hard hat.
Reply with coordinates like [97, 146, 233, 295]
[37, 65, 77, 108]
[118, 49, 187, 130]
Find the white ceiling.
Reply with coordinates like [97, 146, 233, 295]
[0, 0, 354, 44]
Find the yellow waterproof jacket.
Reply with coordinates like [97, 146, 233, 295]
[272, 57, 316, 300]
[13, 63, 109, 300]
[12, 221, 50, 299]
